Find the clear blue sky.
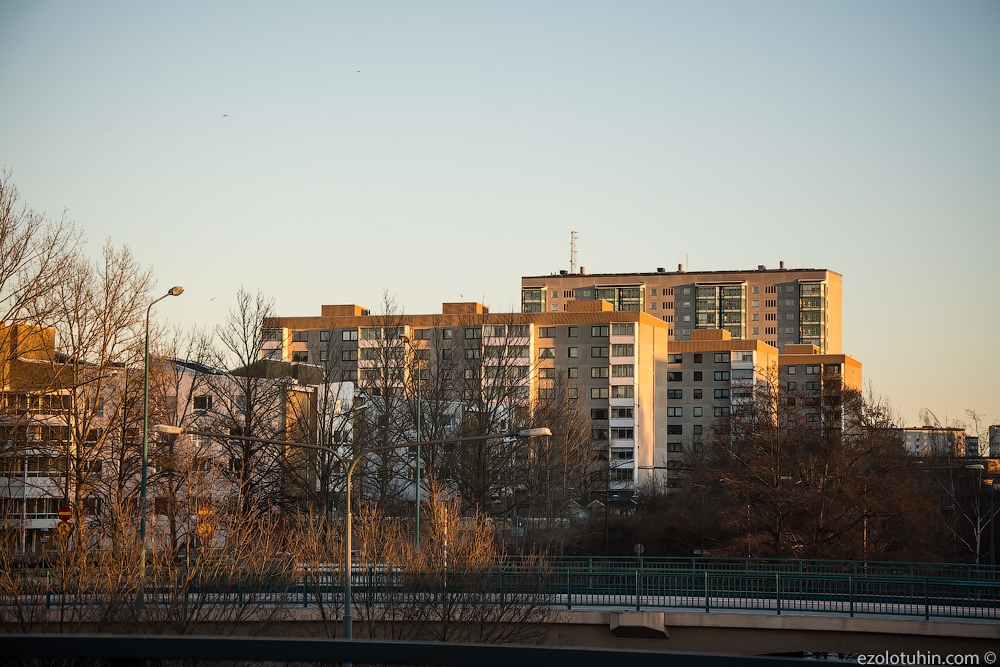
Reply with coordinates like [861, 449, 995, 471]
[1, 1, 997, 428]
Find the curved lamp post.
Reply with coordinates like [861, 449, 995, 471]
[152, 424, 551, 644]
[141, 286, 183, 566]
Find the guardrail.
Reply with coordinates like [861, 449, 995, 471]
[8, 566, 999, 621]
[504, 556, 1000, 581]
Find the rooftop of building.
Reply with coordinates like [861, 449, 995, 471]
[522, 263, 840, 281]
[267, 301, 673, 330]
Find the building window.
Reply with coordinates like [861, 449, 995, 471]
[714, 353, 730, 363]
[787, 381, 796, 390]
[667, 407, 682, 417]
[538, 347, 555, 358]
[292, 331, 309, 342]
[786, 313, 794, 321]
[342, 350, 358, 361]
[806, 365, 821, 374]
[568, 367, 578, 378]
[693, 371, 703, 381]
[441, 348, 452, 360]
[667, 371, 683, 382]
[714, 371, 730, 381]
[193, 395, 212, 411]
[413, 328, 431, 340]
[752, 327, 759, 335]
[787, 286, 796, 293]
[611, 364, 633, 377]
[568, 326, 579, 337]
[568, 387, 579, 399]
[538, 368, 556, 380]
[787, 366, 797, 375]
[361, 327, 381, 340]
[611, 323, 634, 336]
[668, 354, 683, 363]
[693, 389, 702, 399]
[592, 428, 609, 440]
[806, 413, 820, 422]
[591, 325, 609, 337]
[319, 351, 329, 362]
[292, 351, 308, 362]
[667, 425, 683, 435]
[826, 364, 841, 374]
[465, 327, 481, 339]
[612, 428, 634, 439]
[650, 288, 657, 296]
[693, 425, 703, 434]
[752, 314, 759, 321]
[805, 381, 821, 390]
[551, 305, 559, 311]
[667, 389, 682, 399]
[611, 344, 633, 357]
[568, 347, 579, 358]
[465, 348, 481, 359]
[538, 388, 556, 399]
[591, 346, 609, 358]
[714, 406, 730, 416]
[262, 329, 282, 342]
[539, 327, 555, 338]
[610, 385, 634, 399]
[714, 388, 730, 399]
[591, 408, 608, 419]
[693, 407, 703, 417]
[650, 302, 657, 310]
[591, 387, 609, 399]
[667, 442, 683, 453]
[591, 367, 609, 378]
[611, 407, 633, 418]
[319, 330, 331, 342]
[753, 286, 759, 294]
[443, 329, 453, 339]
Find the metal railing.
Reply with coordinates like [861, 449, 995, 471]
[6, 559, 999, 622]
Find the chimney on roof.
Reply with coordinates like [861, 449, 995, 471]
[780, 261, 786, 269]
[580, 266, 586, 275]
[678, 263, 684, 272]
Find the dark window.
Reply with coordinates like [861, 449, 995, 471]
[693, 371, 703, 381]
[667, 389, 683, 399]
[667, 442, 683, 453]
[667, 372, 682, 381]
[714, 389, 730, 399]
[693, 389, 702, 399]
[714, 371, 730, 381]
[591, 409, 608, 420]
[667, 425, 683, 435]
[193, 395, 212, 411]
[693, 353, 703, 363]
[292, 351, 308, 362]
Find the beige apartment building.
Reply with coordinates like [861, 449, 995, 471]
[663, 330, 780, 477]
[521, 263, 842, 354]
[264, 301, 672, 491]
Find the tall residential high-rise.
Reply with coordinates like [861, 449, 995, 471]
[521, 263, 842, 353]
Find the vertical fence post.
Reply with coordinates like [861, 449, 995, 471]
[849, 575, 854, 617]
[704, 570, 710, 613]
[635, 569, 640, 611]
[924, 579, 930, 621]
[775, 573, 781, 615]
[566, 569, 572, 610]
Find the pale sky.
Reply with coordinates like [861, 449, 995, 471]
[1, 1, 997, 429]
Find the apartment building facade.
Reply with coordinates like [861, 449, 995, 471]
[778, 344, 862, 438]
[663, 330, 780, 476]
[264, 301, 673, 492]
[521, 263, 842, 354]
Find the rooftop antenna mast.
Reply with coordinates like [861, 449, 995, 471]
[570, 230, 578, 274]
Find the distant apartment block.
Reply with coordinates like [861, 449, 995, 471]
[898, 427, 969, 458]
[521, 263, 842, 353]
[264, 301, 673, 491]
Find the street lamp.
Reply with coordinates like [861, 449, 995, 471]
[141, 286, 183, 564]
[399, 334, 422, 549]
[152, 424, 550, 644]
